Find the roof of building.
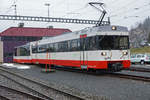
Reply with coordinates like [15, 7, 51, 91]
[0, 27, 71, 37]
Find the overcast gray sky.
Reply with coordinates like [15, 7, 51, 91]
[0, 0, 150, 32]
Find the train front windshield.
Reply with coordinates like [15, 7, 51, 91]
[99, 36, 129, 50]
[14, 45, 30, 56]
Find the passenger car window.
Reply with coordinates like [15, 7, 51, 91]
[137, 55, 141, 58]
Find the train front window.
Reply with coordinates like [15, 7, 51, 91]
[99, 36, 129, 50]
[117, 36, 129, 49]
[15, 45, 30, 56]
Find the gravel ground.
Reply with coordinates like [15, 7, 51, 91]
[2, 64, 150, 100]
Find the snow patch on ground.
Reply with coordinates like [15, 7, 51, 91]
[16, 65, 30, 69]
[2, 63, 30, 69]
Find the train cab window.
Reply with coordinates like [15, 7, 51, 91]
[98, 36, 129, 50]
[99, 36, 114, 50]
[18, 46, 30, 56]
[32, 45, 38, 53]
[118, 37, 129, 49]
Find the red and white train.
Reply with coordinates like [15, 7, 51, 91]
[13, 25, 130, 72]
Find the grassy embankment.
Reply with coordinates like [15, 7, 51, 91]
[130, 46, 150, 54]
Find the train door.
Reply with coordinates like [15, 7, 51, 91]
[80, 35, 88, 69]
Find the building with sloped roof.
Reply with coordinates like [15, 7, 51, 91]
[0, 27, 71, 63]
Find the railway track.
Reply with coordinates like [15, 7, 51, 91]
[107, 73, 150, 82]
[126, 67, 150, 73]
[0, 66, 100, 100]
[0, 95, 9, 100]
[54, 66, 150, 82]
[0, 72, 53, 100]
[0, 85, 46, 100]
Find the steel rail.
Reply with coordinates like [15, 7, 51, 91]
[0, 95, 10, 100]
[0, 85, 46, 100]
[107, 73, 150, 82]
[0, 74, 52, 100]
[126, 67, 150, 73]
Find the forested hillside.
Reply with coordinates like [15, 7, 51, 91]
[130, 17, 150, 48]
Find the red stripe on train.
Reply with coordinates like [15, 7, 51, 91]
[13, 59, 130, 69]
[80, 34, 87, 38]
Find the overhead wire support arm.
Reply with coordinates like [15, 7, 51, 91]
[0, 15, 110, 25]
[97, 10, 107, 26]
[89, 2, 107, 26]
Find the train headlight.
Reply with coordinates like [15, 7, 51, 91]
[112, 26, 117, 30]
[101, 52, 107, 56]
[123, 51, 128, 55]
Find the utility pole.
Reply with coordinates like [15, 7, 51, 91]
[12, 4, 17, 16]
[45, 3, 50, 17]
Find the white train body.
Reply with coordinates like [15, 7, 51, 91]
[14, 25, 130, 71]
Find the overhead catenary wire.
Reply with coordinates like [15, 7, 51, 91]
[3, 0, 18, 15]
[109, 1, 150, 23]
[109, 0, 138, 16]
[0, 0, 149, 32]
[109, 2, 150, 18]
[61, 3, 89, 18]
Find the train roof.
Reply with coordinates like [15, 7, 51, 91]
[30, 25, 129, 45]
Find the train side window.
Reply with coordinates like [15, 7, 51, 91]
[53, 43, 59, 52]
[80, 38, 84, 50]
[68, 40, 71, 51]
[58, 42, 63, 52]
[58, 41, 68, 52]
[38, 45, 47, 53]
[77, 39, 80, 51]
[88, 36, 97, 50]
[85, 37, 89, 50]
[70, 39, 78, 51]
[48, 43, 54, 52]
[62, 41, 68, 52]
[80, 38, 89, 51]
